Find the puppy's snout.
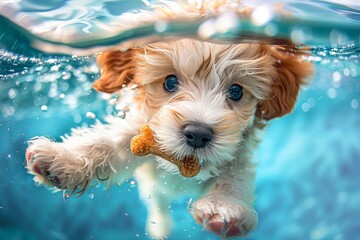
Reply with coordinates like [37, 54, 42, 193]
[183, 123, 213, 149]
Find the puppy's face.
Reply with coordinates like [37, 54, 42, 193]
[136, 41, 274, 174]
[93, 39, 313, 178]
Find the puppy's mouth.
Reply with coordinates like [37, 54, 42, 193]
[147, 107, 241, 176]
[149, 125, 240, 178]
[161, 122, 214, 160]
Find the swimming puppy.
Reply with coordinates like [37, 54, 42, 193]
[26, 39, 312, 238]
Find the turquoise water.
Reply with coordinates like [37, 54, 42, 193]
[0, 1, 360, 239]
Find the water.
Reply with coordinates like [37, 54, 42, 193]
[0, 0, 360, 239]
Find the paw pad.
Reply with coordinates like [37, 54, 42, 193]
[191, 195, 258, 238]
[195, 212, 247, 238]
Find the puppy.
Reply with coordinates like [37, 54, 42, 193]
[26, 39, 312, 238]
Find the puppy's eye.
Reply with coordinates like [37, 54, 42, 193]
[164, 75, 179, 92]
[227, 84, 243, 101]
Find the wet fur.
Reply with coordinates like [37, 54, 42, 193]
[26, 39, 312, 238]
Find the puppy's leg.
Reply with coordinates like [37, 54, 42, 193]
[191, 163, 257, 238]
[135, 161, 172, 239]
[26, 114, 146, 193]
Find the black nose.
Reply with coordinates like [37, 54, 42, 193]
[183, 123, 213, 149]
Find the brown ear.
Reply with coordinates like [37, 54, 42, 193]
[256, 47, 313, 120]
[92, 49, 138, 93]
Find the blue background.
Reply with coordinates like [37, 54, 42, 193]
[0, 56, 359, 240]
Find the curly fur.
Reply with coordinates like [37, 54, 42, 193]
[26, 39, 312, 238]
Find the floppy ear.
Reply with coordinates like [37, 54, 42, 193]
[256, 47, 313, 120]
[92, 49, 138, 93]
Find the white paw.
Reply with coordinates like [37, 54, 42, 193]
[26, 137, 87, 193]
[190, 194, 258, 238]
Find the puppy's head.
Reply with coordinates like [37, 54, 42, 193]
[93, 39, 312, 178]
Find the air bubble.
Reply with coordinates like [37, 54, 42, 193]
[86, 112, 96, 119]
[8, 88, 17, 99]
[302, 103, 310, 112]
[73, 114, 82, 123]
[87, 193, 95, 199]
[350, 68, 357, 77]
[50, 65, 59, 72]
[77, 74, 87, 82]
[65, 65, 73, 71]
[291, 28, 306, 44]
[48, 86, 57, 98]
[332, 71, 341, 82]
[62, 72, 71, 80]
[47, 59, 57, 64]
[265, 23, 278, 36]
[61, 82, 69, 91]
[35, 66, 43, 72]
[41, 105, 48, 111]
[351, 99, 358, 109]
[343, 68, 350, 76]
[129, 180, 137, 188]
[328, 88, 337, 99]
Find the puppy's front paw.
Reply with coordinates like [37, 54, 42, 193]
[26, 137, 80, 191]
[191, 194, 258, 238]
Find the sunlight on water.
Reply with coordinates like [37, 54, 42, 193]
[1, 0, 359, 54]
[0, 1, 359, 240]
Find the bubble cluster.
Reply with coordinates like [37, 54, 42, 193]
[0, 50, 103, 121]
[311, 44, 360, 65]
[302, 98, 317, 112]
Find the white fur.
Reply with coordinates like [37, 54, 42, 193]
[26, 39, 285, 238]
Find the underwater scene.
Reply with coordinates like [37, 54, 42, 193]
[0, 0, 360, 239]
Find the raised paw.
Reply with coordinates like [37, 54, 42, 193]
[26, 137, 66, 189]
[190, 194, 258, 238]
